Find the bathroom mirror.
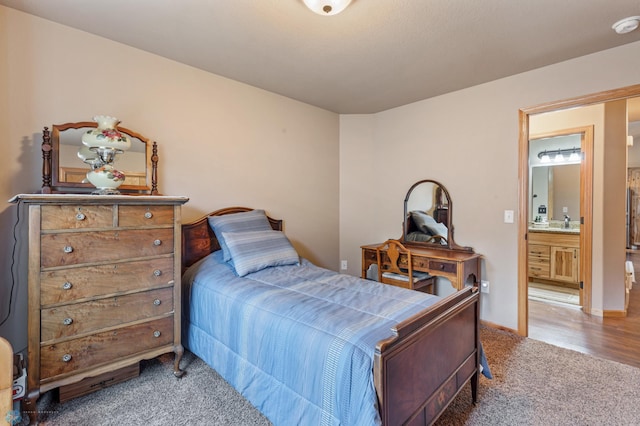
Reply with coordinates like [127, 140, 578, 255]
[529, 133, 581, 223]
[402, 179, 473, 252]
[41, 121, 158, 194]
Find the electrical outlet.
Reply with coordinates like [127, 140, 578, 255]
[480, 280, 490, 294]
[341, 260, 348, 270]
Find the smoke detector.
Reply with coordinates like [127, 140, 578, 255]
[612, 16, 640, 34]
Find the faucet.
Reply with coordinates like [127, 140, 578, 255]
[564, 215, 570, 228]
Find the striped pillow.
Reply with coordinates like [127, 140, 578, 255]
[222, 230, 299, 277]
[208, 210, 272, 262]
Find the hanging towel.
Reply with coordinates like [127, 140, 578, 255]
[625, 260, 635, 289]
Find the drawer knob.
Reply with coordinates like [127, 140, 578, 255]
[63, 246, 74, 253]
[439, 264, 445, 270]
[153, 330, 161, 338]
[63, 317, 73, 326]
[153, 269, 162, 277]
[75, 212, 86, 221]
[62, 354, 72, 362]
[144, 211, 153, 219]
[153, 239, 162, 246]
[62, 282, 73, 290]
[153, 299, 161, 306]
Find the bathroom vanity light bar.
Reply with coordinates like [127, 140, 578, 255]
[538, 147, 581, 163]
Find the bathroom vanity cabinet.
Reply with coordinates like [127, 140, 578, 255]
[528, 230, 580, 287]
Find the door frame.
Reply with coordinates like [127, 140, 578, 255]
[528, 127, 593, 309]
[517, 83, 640, 336]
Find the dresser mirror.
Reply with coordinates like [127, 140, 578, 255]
[41, 121, 158, 194]
[402, 179, 473, 252]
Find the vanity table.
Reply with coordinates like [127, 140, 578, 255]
[363, 179, 481, 290]
[361, 243, 481, 290]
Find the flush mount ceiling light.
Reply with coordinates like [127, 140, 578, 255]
[612, 16, 640, 34]
[303, 0, 352, 16]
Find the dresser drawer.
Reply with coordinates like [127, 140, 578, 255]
[118, 205, 174, 227]
[41, 228, 174, 268]
[41, 287, 174, 342]
[429, 260, 456, 274]
[40, 257, 174, 306]
[40, 316, 174, 380]
[41, 205, 114, 230]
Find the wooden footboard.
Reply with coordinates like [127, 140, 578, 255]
[374, 286, 480, 426]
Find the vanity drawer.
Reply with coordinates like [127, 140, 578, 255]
[40, 257, 174, 306]
[41, 205, 114, 230]
[528, 263, 550, 278]
[362, 248, 377, 263]
[41, 287, 174, 342]
[528, 244, 550, 258]
[40, 316, 174, 380]
[429, 260, 456, 274]
[118, 205, 174, 227]
[41, 228, 174, 268]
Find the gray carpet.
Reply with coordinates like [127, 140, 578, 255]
[20, 326, 640, 425]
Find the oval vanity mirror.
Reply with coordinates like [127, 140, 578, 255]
[402, 179, 473, 252]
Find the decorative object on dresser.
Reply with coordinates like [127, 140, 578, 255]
[363, 179, 481, 291]
[40, 119, 159, 195]
[375, 239, 435, 293]
[181, 207, 483, 425]
[9, 193, 188, 425]
[79, 115, 132, 195]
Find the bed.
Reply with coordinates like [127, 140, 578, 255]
[181, 207, 481, 425]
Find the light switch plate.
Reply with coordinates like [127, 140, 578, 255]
[504, 210, 514, 223]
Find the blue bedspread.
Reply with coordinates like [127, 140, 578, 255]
[183, 251, 442, 426]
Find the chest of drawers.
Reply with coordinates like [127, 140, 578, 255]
[10, 194, 188, 425]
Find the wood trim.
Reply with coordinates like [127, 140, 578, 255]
[517, 109, 530, 336]
[603, 310, 627, 318]
[580, 127, 594, 314]
[521, 84, 640, 115]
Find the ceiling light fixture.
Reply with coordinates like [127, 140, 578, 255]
[612, 16, 640, 34]
[303, 0, 352, 16]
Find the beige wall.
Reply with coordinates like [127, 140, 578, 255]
[4, 5, 640, 346]
[0, 7, 339, 351]
[340, 41, 640, 330]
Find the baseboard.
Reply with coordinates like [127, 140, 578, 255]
[603, 310, 627, 318]
[480, 319, 518, 335]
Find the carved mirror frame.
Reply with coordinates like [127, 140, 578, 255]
[402, 179, 473, 252]
[40, 122, 159, 194]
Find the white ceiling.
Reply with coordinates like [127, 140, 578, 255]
[2, 0, 640, 114]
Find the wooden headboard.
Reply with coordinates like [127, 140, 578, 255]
[181, 207, 283, 273]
